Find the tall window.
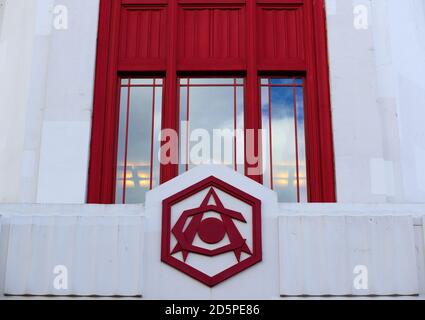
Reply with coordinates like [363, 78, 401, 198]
[178, 78, 245, 175]
[89, 0, 335, 204]
[115, 78, 163, 204]
[261, 77, 307, 203]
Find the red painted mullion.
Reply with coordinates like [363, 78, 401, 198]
[104, 1, 122, 204]
[302, 0, 336, 202]
[87, 0, 112, 203]
[88, 0, 122, 204]
[245, 0, 262, 183]
[313, 0, 336, 202]
[303, 0, 323, 202]
[160, 0, 179, 184]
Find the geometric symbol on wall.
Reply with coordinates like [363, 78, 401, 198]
[162, 176, 262, 287]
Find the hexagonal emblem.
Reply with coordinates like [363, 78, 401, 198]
[161, 176, 262, 287]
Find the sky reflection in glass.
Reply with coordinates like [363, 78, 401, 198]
[115, 78, 163, 204]
[261, 77, 307, 203]
[179, 78, 245, 175]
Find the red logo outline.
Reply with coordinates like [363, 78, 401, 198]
[161, 176, 262, 287]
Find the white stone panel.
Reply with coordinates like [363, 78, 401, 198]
[36, 121, 91, 204]
[2, 206, 144, 297]
[0, 0, 37, 203]
[1, 202, 425, 298]
[279, 215, 418, 296]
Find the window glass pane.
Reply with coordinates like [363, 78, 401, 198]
[115, 78, 163, 204]
[188, 78, 237, 85]
[261, 85, 271, 189]
[295, 78, 304, 86]
[115, 86, 129, 203]
[261, 77, 307, 203]
[151, 86, 163, 189]
[125, 87, 152, 203]
[271, 85, 296, 202]
[179, 78, 245, 174]
[296, 86, 308, 202]
[179, 82, 189, 174]
[131, 78, 154, 85]
[270, 78, 294, 86]
[235, 86, 245, 175]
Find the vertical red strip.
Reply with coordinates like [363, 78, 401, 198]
[160, 0, 178, 184]
[303, 0, 336, 202]
[314, 0, 336, 202]
[88, 0, 122, 204]
[245, 0, 262, 183]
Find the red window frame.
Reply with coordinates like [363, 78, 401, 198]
[88, 0, 336, 204]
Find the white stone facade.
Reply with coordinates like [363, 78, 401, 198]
[0, 0, 425, 298]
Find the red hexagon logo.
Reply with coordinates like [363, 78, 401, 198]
[161, 176, 262, 287]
